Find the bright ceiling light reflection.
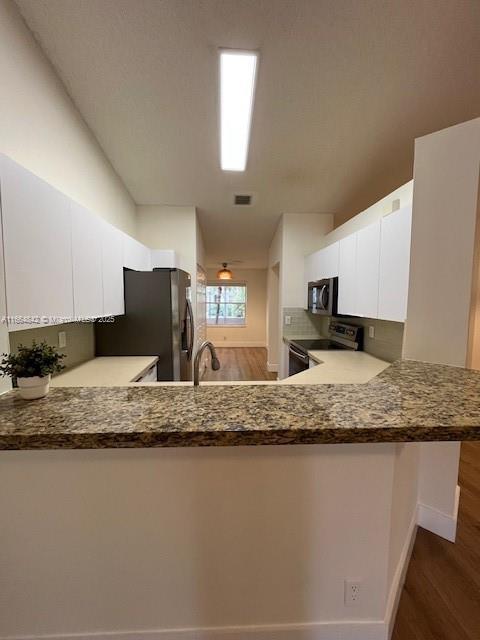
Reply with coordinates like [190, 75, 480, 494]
[220, 50, 258, 172]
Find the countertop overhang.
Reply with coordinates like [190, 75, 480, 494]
[1, 360, 480, 449]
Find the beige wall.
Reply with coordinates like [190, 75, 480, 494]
[9, 322, 95, 373]
[0, 0, 136, 235]
[206, 269, 267, 347]
[0, 444, 403, 637]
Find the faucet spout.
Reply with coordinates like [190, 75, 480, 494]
[194, 341, 221, 386]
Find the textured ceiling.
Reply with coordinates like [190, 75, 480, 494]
[16, 0, 480, 267]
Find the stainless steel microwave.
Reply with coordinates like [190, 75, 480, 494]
[308, 277, 338, 315]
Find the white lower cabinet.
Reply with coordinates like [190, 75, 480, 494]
[71, 203, 104, 319]
[101, 222, 125, 317]
[378, 205, 412, 322]
[0, 155, 74, 329]
[337, 233, 357, 315]
[355, 221, 381, 318]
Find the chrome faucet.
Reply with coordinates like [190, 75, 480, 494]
[194, 341, 221, 386]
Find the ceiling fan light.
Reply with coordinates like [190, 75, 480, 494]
[217, 263, 233, 280]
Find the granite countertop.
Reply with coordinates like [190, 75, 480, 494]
[1, 360, 480, 450]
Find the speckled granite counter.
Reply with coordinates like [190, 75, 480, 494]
[1, 360, 480, 449]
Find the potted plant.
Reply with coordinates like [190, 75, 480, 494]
[0, 341, 66, 400]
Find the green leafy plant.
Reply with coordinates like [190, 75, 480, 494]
[0, 341, 66, 379]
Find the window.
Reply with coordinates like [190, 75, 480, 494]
[206, 284, 246, 326]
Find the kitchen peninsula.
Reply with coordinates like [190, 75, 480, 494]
[1, 360, 478, 640]
[1, 360, 480, 449]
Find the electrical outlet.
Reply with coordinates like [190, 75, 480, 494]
[285, 315, 291, 326]
[58, 331, 67, 349]
[368, 325, 375, 339]
[344, 579, 362, 606]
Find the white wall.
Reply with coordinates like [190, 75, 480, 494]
[281, 214, 334, 308]
[206, 269, 268, 347]
[267, 214, 333, 378]
[0, 0, 138, 391]
[136, 205, 206, 353]
[0, 0, 136, 235]
[0, 444, 403, 639]
[404, 117, 480, 540]
[136, 205, 198, 277]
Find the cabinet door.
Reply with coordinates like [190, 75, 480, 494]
[151, 249, 177, 269]
[71, 203, 104, 319]
[378, 205, 412, 322]
[356, 221, 381, 318]
[337, 233, 357, 315]
[101, 222, 124, 316]
[0, 156, 74, 329]
[319, 242, 339, 278]
[123, 233, 151, 271]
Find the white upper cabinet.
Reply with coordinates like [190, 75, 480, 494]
[378, 205, 412, 322]
[337, 233, 357, 316]
[0, 156, 74, 329]
[101, 222, 125, 317]
[317, 242, 339, 279]
[123, 233, 151, 271]
[305, 242, 339, 284]
[71, 202, 104, 319]
[151, 249, 178, 269]
[355, 221, 381, 318]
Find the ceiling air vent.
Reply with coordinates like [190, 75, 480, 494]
[233, 193, 254, 206]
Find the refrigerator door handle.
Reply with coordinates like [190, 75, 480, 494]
[186, 298, 195, 361]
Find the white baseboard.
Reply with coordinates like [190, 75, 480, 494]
[385, 511, 418, 639]
[0, 620, 388, 640]
[211, 341, 267, 348]
[417, 484, 460, 543]
[266, 362, 278, 372]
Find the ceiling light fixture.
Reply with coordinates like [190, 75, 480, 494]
[220, 49, 258, 172]
[217, 263, 233, 280]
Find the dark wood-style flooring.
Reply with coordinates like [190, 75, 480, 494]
[393, 442, 480, 639]
[202, 347, 277, 382]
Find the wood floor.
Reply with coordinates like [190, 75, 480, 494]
[202, 347, 277, 381]
[392, 442, 480, 639]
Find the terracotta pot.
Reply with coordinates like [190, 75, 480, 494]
[17, 374, 51, 400]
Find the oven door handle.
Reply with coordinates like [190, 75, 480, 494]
[289, 346, 310, 363]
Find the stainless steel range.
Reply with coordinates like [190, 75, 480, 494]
[288, 321, 363, 376]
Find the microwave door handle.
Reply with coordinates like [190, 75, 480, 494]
[317, 284, 325, 311]
[186, 299, 195, 360]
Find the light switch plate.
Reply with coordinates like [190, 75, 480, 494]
[285, 316, 291, 326]
[368, 326, 375, 339]
[58, 331, 67, 349]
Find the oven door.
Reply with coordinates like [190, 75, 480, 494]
[289, 345, 310, 376]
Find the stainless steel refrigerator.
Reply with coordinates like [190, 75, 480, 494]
[95, 268, 194, 381]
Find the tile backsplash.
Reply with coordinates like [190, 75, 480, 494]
[282, 308, 326, 338]
[283, 308, 404, 362]
[9, 322, 95, 372]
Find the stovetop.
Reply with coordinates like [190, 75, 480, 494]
[290, 338, 349, 352]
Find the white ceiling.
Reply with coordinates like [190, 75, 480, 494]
[16, 0, 480, 268]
